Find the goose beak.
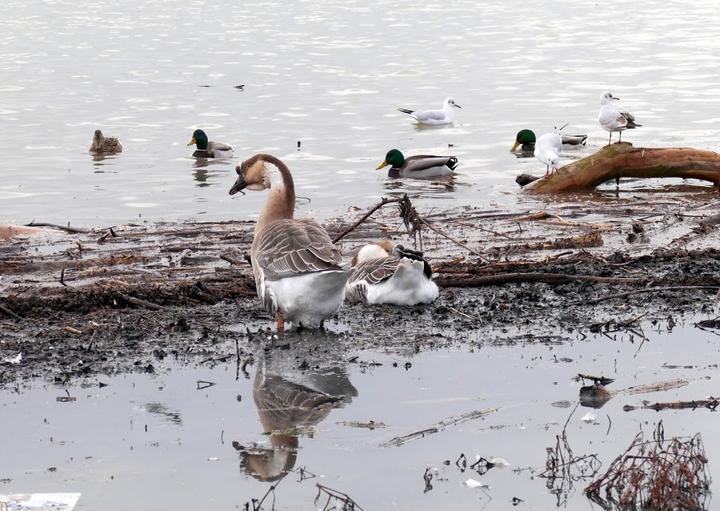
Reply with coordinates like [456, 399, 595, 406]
[511, 141, 520, 152]
[229, 176, 247, 195]
[187, 138, 196, 146]
[376, 160, 389, 170]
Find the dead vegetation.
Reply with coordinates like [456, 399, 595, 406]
[586, 422, 711, 510]
[540, 405, 602, 506]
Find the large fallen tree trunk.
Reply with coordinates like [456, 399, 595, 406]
[523, 142, 720, 193]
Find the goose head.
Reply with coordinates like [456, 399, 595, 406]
[229, 155, 273, 195]
[188, 129, 209, 150]
[512, 129, 536, 151]
[352, 240, 396, 265]
[600, 92, 620, 105]
[376, 149, 405, 170]
[444, 96, 461, 109]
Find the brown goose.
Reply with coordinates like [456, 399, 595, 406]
[229, 154, 349, 331]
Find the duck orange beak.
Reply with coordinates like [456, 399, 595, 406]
[187, 138, 196, 146]
[376, 160, 388, 170]
[511, 141, 521, 152]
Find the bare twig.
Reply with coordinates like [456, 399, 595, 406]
[332, 197, 402, 244]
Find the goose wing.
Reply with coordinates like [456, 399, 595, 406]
[253, 219, 343, 280]
[346, 256, 400, 304]
[349, 256, 400, 286]
[403, 155, 458, 172]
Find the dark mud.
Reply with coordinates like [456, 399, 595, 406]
[1, 246, 718, 384]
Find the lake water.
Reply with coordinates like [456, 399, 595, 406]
[1, 317, 718, 510]
[2, 0, 720, 227]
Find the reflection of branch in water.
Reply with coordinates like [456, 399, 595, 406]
[244, 477, 282, 511]
[423, 467, 433, 493]
[539, 403, 601, 507]
[315, 484, 365, 511]
[383, 407, 498, 447]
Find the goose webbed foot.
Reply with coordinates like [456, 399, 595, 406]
[275, 312, 285, 335]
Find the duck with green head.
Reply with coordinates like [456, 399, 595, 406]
[511, 129, 588, 155]
[376, 149, 458, 178]
[188, 129, 234, 158]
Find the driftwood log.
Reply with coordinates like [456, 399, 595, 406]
[522, 143, 720, 193]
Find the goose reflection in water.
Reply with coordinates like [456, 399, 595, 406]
[237, 347, 357, 482]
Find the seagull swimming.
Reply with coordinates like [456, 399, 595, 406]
[397, 97, 461, 126]
[598, 92, 641, 145]
[534, 130, 563, 176]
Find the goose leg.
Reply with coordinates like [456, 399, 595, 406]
[275, 312, 285, 334]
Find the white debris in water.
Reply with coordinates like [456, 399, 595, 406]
[2, 353, 22, 365]
[581, 412, 597, 423]
[0, 493, 81, 510]
[463, 479, 489, 489]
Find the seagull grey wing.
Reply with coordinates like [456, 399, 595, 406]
[254, 220, 343, 280]
[404, 155, 458, 172]
[413, 109, 445, 121]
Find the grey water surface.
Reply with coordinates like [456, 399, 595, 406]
[2, 0, 720, 226]
[1, 318, 719, 510]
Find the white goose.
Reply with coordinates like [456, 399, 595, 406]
[397, 97, 461, 126]
[598, 92, 641, 145]
[346, 241, 439, 305]
[229, 154, 349, 331]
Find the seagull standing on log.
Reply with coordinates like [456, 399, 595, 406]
[598, 92, 641, 145]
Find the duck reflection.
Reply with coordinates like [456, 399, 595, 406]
[191, 158, 227, 187]
[383, 175, 456, 194]
[238, 347, 357, 482]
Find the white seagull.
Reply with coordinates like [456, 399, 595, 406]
[534, 130, 563, 176]
[397, 97, 461, 126]
[598, 92, 641, 145]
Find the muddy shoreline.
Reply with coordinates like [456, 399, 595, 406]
[2, 202, 718, 384]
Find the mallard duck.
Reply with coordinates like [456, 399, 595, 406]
[511, 129, 588, 154]
[376, 149, 458, 178]
[397, 96, 461, 126]
[534, 131, 563, 175]
[598, 92, 641, 145]
[346, 240, 439, 305]
[188, 129, 234, 158]
[89, 129, 122, 154]
[229, 154, 349, 331]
